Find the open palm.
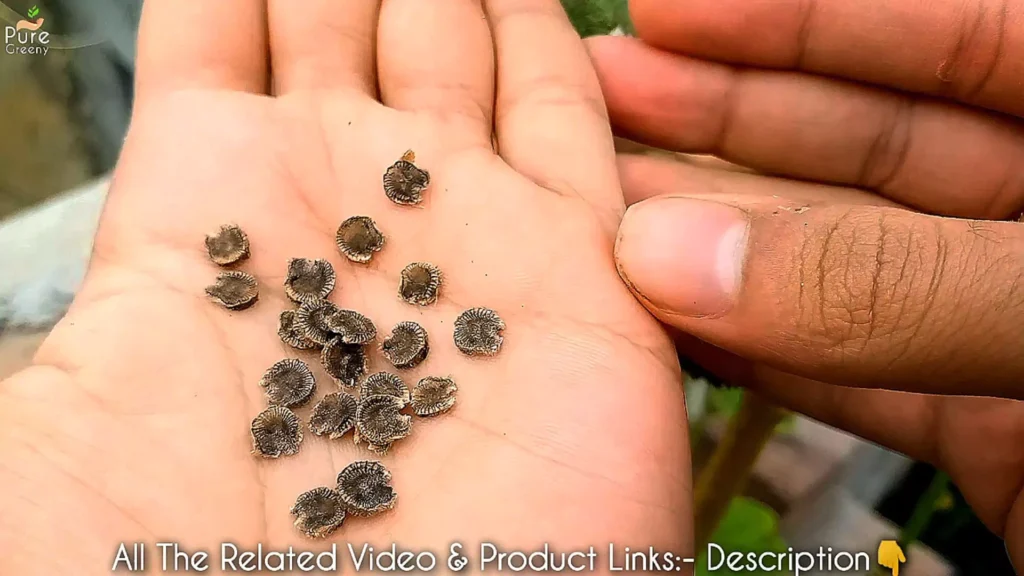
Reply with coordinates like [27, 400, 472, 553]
[0, 1, 690, 573]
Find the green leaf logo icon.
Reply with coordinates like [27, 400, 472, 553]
[27, 5, 40, 18]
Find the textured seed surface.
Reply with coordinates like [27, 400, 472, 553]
[309, 392, 358, 439]
[383, 152, 430, 205]
[355, 394, 412, 450]
[336, 461, 397, 516]
[206, 271, 259, 310]
[454, 307, 505, 356]
[360, 372, 410, 402]
[285, 258, 336, 304]
[381, 321, 429, 369]
[322, 338, 368, 387]
[251, 406, 303, 458]
[325, 309, 377, 344]
[411, 376, 458, 417]
[399, 262, 442, 306]
[296, 299, 340, 346]
[336, 216, 384, 263]
[278, 310, 318, 350]
[290, 487, 346, 539]
[205, 224, 249, 266]
[259, 358, 316, 408]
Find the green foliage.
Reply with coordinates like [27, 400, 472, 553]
[697, 498, 790, 576]
[706, 388, 796, 434]
[27, 5, 40, 18]
[561, 0, 633, 37]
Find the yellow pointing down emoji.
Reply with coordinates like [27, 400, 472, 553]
[877, 540, 907, 576]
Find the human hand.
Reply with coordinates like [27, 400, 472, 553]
[0, 1, 690, 573]
[587, 0, 1024, 565]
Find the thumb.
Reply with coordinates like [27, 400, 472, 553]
[614, 195, 1024, 398]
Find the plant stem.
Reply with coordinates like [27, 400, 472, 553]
[899, 471, 950, 548]
[693, 391, 787, 548]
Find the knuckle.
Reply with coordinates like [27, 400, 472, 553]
[937, 0, 1009, 99]
[797, 209, 944, 362]
[857, 96, 914, 191]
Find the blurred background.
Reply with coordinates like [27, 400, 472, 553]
[0, 1, 1013, 574]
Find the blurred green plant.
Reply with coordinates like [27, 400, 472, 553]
[707, 387, 796, 434]
[697, 497, 790, 576]
[561, 0, 634, 37]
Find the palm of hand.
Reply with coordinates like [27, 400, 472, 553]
[0, 46, 689, 576]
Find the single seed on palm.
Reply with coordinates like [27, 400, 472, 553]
[290, 487, 346, 539]
[383, 150, 430, 205]
[259, 358, 316, 408]
[205, 271, 259, 310]
[381, 321, 429, 369]
[284, 258, 336, 304]
[309, 392, 358, 439]
[336, 216, 384, 263]
[399, 262, 442, 306]
[411, 376, 458, 417]
[251, 406, 303, 458]
[321, 337, 368, 388]
[360, 372, 410, 403]
[453, 307, 505, 356]
[336, 460, 397, 516]
[278, 310, 318, 350]
[204, 224, 249, 266]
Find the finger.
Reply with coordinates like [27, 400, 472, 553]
[614, 195, 1024, 397]
[678, 334, 939, 468]
[629, 0, 1024, 118]
[589, 36, 1024, 220]
[675, 335, 1024, 535]
[377, 0, 494, 145]
[268, 0, 380, 96]
[616, 153, 903, 208]
[135, 0, 268, 100]
[486, 0, 622, 226]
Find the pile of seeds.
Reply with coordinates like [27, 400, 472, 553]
[202, 150, 506, 538]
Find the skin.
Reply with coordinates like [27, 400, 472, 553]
[0, 1, 689, 574]
[588, 0, 1024, 566]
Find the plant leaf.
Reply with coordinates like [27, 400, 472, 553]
[697, 498, 790, 576]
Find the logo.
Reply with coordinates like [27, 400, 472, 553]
[5, 4, 49, 55]
[877, 540, 906, 576]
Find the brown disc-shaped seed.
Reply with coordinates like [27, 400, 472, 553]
[204, 224, 249, 266]
[296, 299, 340, 346]
[411, 376, 458, 417]
[259, 358, 316, 408]
[360, 372, 410, 403]
[355, 394, 412, 449]
[453, 307, 505, 356]
[278, 310, 318, 350]
[383, 152, 430, 205]
[309, 392, 358, 439]
[325, 309, 377, 344]
[399, 262, 442, 306]
[251, 406, 303, 458]
[381, 321, 429, 369]
[290, 487, 346, 539]
[336, 216, 384, 263]
[205, 271, 259, 310]
[285, 258, 336, 304]
[322, 338, 368, 387]
[336, 460, 398, 516]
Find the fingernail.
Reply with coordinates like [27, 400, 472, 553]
[615, 197, 749, 318]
